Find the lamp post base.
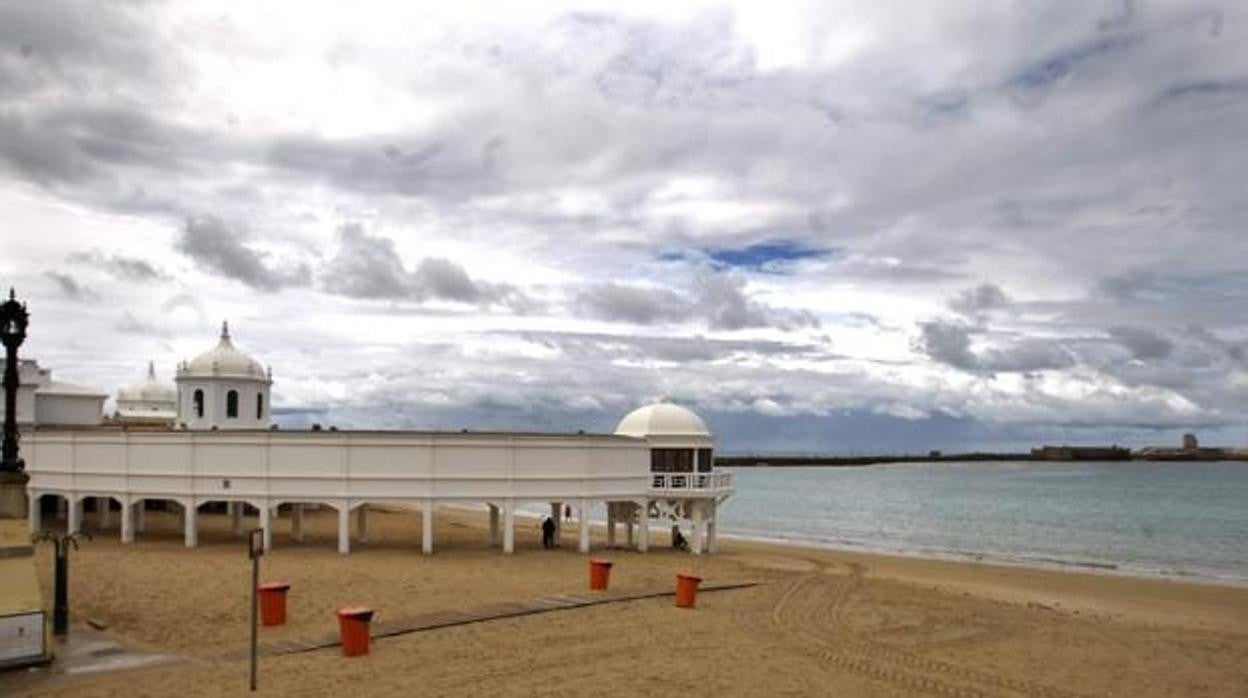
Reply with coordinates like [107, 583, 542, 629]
[0, 470, 30, 519]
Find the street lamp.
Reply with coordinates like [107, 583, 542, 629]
[1, 287, 30, 473]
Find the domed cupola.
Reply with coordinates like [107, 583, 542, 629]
[115, 361, 178, 425]
[175, 322, 272, 430]
[615, 399, 712, 444]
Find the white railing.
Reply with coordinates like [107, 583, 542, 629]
[649, 471, 733, 492]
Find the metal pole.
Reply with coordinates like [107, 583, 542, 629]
[53, 540, 67, 635]
[249, 528, 262, 691]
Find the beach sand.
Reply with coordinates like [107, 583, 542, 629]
[8, 505, 1248, 697]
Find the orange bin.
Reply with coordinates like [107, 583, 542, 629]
[675, 574, 702, 609]
[337, 607, 375, 657]
[258, 582, 291, 626]
[588, 559, 613, 591]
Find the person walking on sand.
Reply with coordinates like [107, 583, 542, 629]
[541, 516, 557, 549]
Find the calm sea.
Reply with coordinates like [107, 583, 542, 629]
[718, 461, 1248, 584]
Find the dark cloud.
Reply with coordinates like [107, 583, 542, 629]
[917, 320, 1075, 373]
[577, 271, 817, 330]
[178, 216, 311, 291]
[321, 224, 526, 308]
[577, 283, 689, 325]
[44, 271, 94, 300]
[68, 250, 168, 282]
[321, 224, 410, 299]
[1107, 325, 1173, 359]
[949, 283, 1010, 316]
[916, 321, 977, 371]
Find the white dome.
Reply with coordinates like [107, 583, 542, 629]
[118, 361, 176, 403]
[179, 322, 268, 381]
[615, 400, 710, 438]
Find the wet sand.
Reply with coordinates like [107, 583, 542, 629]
[8, 505, 1248, 697]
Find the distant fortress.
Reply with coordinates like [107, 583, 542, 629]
[720, 432, 1247, 467]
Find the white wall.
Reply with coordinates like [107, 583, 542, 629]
[34, 394, 104, 426]
[25, 430, 653, 505]
[177, 378, 270, 430]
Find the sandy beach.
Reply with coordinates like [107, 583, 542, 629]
[7, 504, 1248, 697]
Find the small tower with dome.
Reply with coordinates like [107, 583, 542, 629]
[115, 361, 177, 426]
[614, 398, 731, 555]
[176, 322, 272, 430]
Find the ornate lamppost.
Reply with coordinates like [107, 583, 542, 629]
[0, 288, 30, 519]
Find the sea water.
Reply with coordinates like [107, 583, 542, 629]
[718, 461, 1248, 583]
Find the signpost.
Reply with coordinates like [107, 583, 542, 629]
[248, 527, 263, 692]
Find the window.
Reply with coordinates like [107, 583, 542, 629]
[226, 390, 239, 418]
[193, 389, 204, 418]
[697, 448, 714, 472]
[256, 393, 264, 419]
[650, 448, 693, 473]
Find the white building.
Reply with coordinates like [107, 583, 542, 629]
[24, 326, 733, 556]
[175, 322, 272, 430]
[114, 362, 177, 426]
[0, 359, 105, 427]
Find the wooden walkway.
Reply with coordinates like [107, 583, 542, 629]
[227, 580, 758, 659]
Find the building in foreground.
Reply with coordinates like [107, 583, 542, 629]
[24, 324, 733, 555]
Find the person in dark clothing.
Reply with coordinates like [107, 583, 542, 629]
[671, 525, 689, 551]
[541, 516, 557, 549]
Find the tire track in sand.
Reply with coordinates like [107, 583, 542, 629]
[749, 563, 1091, 698]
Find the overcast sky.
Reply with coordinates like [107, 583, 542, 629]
[2, 0, 1246, 453]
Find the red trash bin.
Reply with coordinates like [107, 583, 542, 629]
[337, 607, 375, 657]
[258, 582, 291, 626]
[588, 559, 613, 591]
[675, 574, 702, 609]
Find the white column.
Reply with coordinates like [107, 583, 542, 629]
[28, 493, 41, 533]
[337, 503, 351, 554]
[422, 499, 434, 555]
[707, 500, 719, 554]
[488, 504, 500, 547]
[291, 504, 304, 543]
[135, 500, 146, 533]
[260, 505, 272, 551]
[230, 501, 243, 536]
[503, 498, 515, 554]
[578, 498, 590, 554]
[356, 505, 368, 544]
[120, 499, 134, 544]
[691, 500, 705, 555]
[606, 503, 616, 548]
[184, 501, 198, 548]
[626, 519, 635, 548]
[97, 497, 111, 530]
[636, 498, 649, 553]
[550, 502, 562, 544]
[67, 497, 82, 534]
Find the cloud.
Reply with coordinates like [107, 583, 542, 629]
[321, 224, 526, 307]
[178, 216, 311, 291]
[949, 283, 1010, 316]
[576, 270, 818, 330]
[576, 283, 690, 325]
[1107, 325, 1173, 360]
[44, 271, 94, 300]
[917, 320, 1074, 373]
[916, 321, 977, 370]
[68, 250, 168, 282]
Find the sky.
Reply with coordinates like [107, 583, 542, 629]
[1, 0, 1246, 453]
